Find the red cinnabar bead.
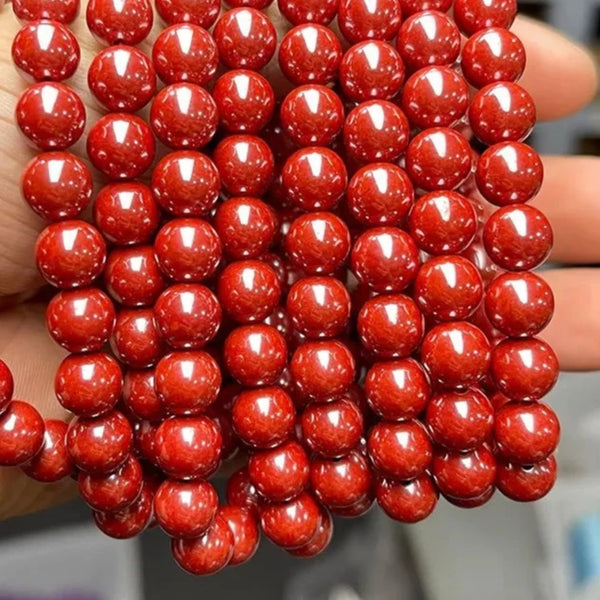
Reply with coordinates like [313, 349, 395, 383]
[0, 401, 45, 467]
[22, 419, 72, 482]
[155, 0, 220, 28]
[86, 0, 153, 45]
[110, 308, 163, 369]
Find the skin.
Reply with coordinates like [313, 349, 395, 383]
[0, 9, 596, 518]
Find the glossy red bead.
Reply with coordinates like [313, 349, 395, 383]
[421, 322, 491, 389]
[225, 0, 273, 7]
[376, 473, 438, 523]
[111, 308, 163, 367]
[496, 455, 557, 502]
[155, 415, 222, 479]
[155, 0, 220, 27]
[344, 100, 410, 163]
[154, 284, 221, 349]
[213, 8, 277, 71]
[218, 505, 260, 566]
[21, 419, 72, 482]
[454, 0, 517, 36]
[279, 24, 342, 85]
[13, 0, 79, 23]
[86, 0, 153, 45]
[0, 361, 14, 414]
[88, 45, 156, 112]
[278, 0, 339, 25]
[0, 401, 45, 467]
[16, 82, 85, 150]
[483, 205, 553, 271]
[226, 467, 261, 517]
[338, 0, 402, 44]
[35, 220, 106, 289]
[46, 288, 115, 353]
[287, 506, 333, 557]
[400, 0, 452, 13]
[331, 492, 374, 518]
[123, 369, 163, 421]
[154, 479, 218, 538]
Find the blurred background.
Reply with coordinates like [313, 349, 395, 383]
[2, 1, 600, 599]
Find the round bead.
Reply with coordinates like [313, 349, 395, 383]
[152, 151, 220, 217]
[338, 0, 402, 44]
[344, 100, 410, 163]
[279, 24, 342, 85]
[409, 190, 477, 255]
[218, 506, 260, 566]
[46, 288, 115, 353]
[400, 0, 452, 14]
[22, 152, 92, 222]
[153, 24, 218, 87]
[213, 8, 276, 71]
[93, 182, 159, 246]
[287, 507, 332, 557]
[402, 66, 469, 129]
[406, 128, 473, 191]
[227, 467, 261, 517]
[154, 219, 221, 283]
[476, 142, 543, 206]
[35, 221, 105, 289]
[225, 0, 273, 7]
[87, 113, 154, 180]
[0, 401, 45, 467]
[483, 205, 553, 271]
[278, 0, 339, 25]
[469, 82, 536, 145]
[122, 369, 163, 421]
[86, 0, 152, 45]
[155, 0, 220, 27]
[66, 410, 132, 474]
[150, 83, 218, 149]
[16, 82, 85, 150]
[0, 361, 14, 413]
[331, 493, 374, 518]
[444, 486, 495, 508]
[21, 419, 72, 482]
[155, 415, 222, 479]
[397, 10, 460, 72]
[88, 45, 155, 112]
[496, 456, 557, 502]
[55, 353, 122, 417]
[376, 473, 438, 523]
[154, 479, 218, 538]
[454, 0, 517, 36]
[154, 284, 221, 349]
[421, 322, 491, 389]
[13, 0, 79, 23]
[213, 70, 274, 134]
[12, 19, 80, 82]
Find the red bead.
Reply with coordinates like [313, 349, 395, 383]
[213, 8, 276, 71]
[93, 482, 154, 539]
[282, 147, 348, 212]
[171, 516, 233, 575]
[88, 45, 156, 112]
[497, 455, 557, 502]
[344, 100, 410, 163]
[402, 66, 469, 129]
[225, 0, 273, 7]
[123, 369, 163, 421]
[433, 446, 497, 499]
[55, 352, 122, 417]
[111, 307, 163, 366]
[67, 410, 133, 474]
[421, 322, 491, 389]
[16, 82, 85, 150]
[154, 219, 221, 283]
[290, 340, 355, 402]
[409, 191, 477, 255]
[483, 205, 553, 271]
[154, 479, 218, 538]
[12, 19, 79, 82]
[454, 0, 517, 36]
[249, 440, 309, 502]
[0, 361, 14, 413]
[444, 485, 495, 508]
[469, 82, 536, 145]
[338, 0, 402, 44]
[227, 467, 261, 517]
[406, 128, 473, 191]
[331, 492, 374, 517]
[232, 387, 295, 449]
[87, 113, 155, 180]
[154, 284, 221, 349]
[0, 401, 45, 467]
[278, 24, 342, 85]
[426, 389, 494, 451]
[35, 220, 105, 289]
[476, 142, 543, 206]
[224, 325, 287, 386]
[311, 450, 373, 509]
[150, 83, 218, 150]
[300, 397, 363, 458]
[155, 415, 222, 479]
[397, 11, 460, 72]
[155, 0, 219, 27]
[414, 255, 483, 322]
[286, 507, 332, 556]
[132, 419, 160, 465]
[218, 506, 260, 566]
[462, 27, 526, 89]
[21, 419, 72, 482]
[153, 27, 216, 87]
[376, 473, 438, 523]
[13, 0, 79, 23]
[400, 0, 452, 14]
[104, 246, 166, 307]
[260, 491, 320, 548]
[152, 151, 220, 217]
[213, 135, 275, 197]
[278, 0, 338, 24]
[93, 182, 159, 246]
[46, 288, 115, 353]
[86, 0, 152, 45]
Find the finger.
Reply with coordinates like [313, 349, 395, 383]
[512, 16, 598, 121]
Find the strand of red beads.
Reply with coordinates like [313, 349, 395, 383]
[3, 0, 561, 576]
